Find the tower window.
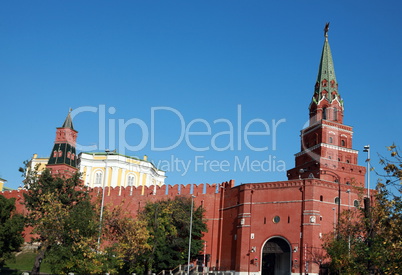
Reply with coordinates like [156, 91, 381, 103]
[335, 197, 340, 204]
[354, 200, 360, 208]
[320, 195, 323, 201]
[334, 108, 338, 121]
[341, 140, 346, 147]
[329, 136, 333, 143]
[323, 107, 327, 119]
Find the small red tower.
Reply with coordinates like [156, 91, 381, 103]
[46, 110, 78, 177]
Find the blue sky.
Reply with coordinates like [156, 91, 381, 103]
[1, 1, 401, 189]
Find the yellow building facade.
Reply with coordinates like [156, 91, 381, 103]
[28, 154, 49, 175]
[78, 152, 166, 188]
[28, 152, 166, 189]
[0, 178, 6, 191]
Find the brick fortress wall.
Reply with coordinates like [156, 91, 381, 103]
[1, 179, 235, 269]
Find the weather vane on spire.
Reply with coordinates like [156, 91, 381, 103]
[324, 22, 330, 38]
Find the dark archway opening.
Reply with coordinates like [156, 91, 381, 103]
[262, 237, 291, 275]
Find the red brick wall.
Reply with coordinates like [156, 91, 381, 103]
[2, 177, 369, 274]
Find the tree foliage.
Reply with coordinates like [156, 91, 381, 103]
[22, 169, 120, 274]
[42, 197, 121, 275]
[21, 165, 209, 274]
[323, 144, 402, 274]
[103, 203, 151, 274]
[0, 195, 24, 267]
[139, 197, 208, 274]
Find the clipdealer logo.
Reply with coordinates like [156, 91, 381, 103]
[71, 105, 287, 174]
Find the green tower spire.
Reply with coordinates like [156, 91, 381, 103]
[311, 22, 343, 108]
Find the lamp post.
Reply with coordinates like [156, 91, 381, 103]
[187, 195, 196, 274]
[363, 145, 370, 198]
[298, 169, 307, 275]
[346, 189, 351, 255]
[332, 207, 336, 236]
[97, 149, 110, 250]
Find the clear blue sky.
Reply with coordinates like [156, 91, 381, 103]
[1, 1, 401, 189]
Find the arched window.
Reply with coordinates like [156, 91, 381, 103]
[329, 136, 333, 143]
[341, 140, 346, 147]
[127, 174, 135, 187]
[335, 197, 340, 205]
[354, 200, 359, 208]
[334, 108, 338, 121]
[320, 195, 323, 201]
[322, 107, 327, 120]
[94, 171, 103, 186]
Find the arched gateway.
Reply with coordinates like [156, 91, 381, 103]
[261, 237, 291, 275]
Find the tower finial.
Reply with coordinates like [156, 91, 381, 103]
[324, 22, 330, 38]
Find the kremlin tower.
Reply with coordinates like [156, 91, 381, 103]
[46, 110, 78, 177]
[287, 23, 366, 187]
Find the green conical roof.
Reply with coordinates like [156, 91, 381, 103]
[317, 38, 336, 87]
[312, 23, 343, 108]
[61, 110, 74, 130]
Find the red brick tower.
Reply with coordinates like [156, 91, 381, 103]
[287, 23, 366, 187]
[46, 110, 78, 177]
[210, 24, 369, 275]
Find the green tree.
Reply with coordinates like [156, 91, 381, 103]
[323, 145, 402, 274]
[42, 198, 121, 275]
[0, 195, 24, 267]
[140, 197, 207, 274]
[23, 169, 120, 275]
[103, 203, 151, 274]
